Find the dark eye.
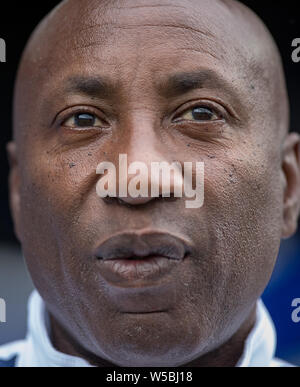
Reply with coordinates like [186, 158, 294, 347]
[176, 106, 220, 122]
[63, 113, 104, 128]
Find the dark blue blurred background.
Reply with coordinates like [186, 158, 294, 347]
[262, 235, 300, 365]
[0, 0, 299, 365]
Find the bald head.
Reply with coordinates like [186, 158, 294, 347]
[14, 0, 289, 143]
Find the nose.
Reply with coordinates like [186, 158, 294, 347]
[97, 118, 184, 206]
[117, 141, 184, 206]
[117, 155, 184, 206]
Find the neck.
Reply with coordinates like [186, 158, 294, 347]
[184, 306, 257, 367]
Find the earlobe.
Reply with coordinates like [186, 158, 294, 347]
[281, 133, 300, 239]
[6, 141, 22, 242]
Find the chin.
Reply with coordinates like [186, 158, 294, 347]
[90, 316, 206, 367]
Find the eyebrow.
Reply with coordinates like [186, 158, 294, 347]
[157, 69, 236, 98]
[63, 70, 240, 107]
[64, 75, 117, 98]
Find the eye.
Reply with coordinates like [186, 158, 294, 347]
[63, 113, 105, 128]
[175, 106, 221, 122]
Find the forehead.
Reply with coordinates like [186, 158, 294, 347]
[27, 0, 259, 89]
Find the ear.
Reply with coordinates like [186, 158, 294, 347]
[281, 132, 300, 239]
[7, 141, 22, 242]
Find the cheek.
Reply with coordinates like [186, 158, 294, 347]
[17, 151, 106, 338]
[18, 151, 98, 285]
[169, 152, 284, 350]
[203, 152, 283, 302]
[20, 149, 98, 226]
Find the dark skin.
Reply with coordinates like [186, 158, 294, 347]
[7, 0, 300, 366]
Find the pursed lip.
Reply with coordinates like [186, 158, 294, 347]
[94, 230, 191, 261]
[94, 230, 192, 285]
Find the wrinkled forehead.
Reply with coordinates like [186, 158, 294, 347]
[21, 0, 270, 88]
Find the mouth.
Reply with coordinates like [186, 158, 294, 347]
[94, 230, 192, 285]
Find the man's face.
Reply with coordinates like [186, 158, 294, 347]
[10, 0, 293, 366]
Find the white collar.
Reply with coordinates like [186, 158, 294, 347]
[236, 299, 277, 367]
[17, 291, 91, 367]
[16, 290, 277, 367]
